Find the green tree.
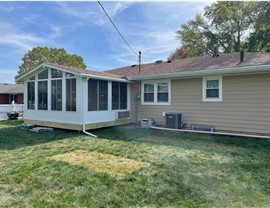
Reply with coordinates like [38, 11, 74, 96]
[246, 1, 270, 52]
[174, 1, 256, 58]
[17, 47, 87, 76]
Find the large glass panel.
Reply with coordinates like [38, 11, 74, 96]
[112, 82, 119, 110]
[51, 80, 62, 111]
[38, 69, 48, 79]
[66, 78, 76, 111]
[66, 72, 74, 78]
[99, 80, 108, 110]
[120, 83, 127, 109]
[38, 81, 48, 110]
[88, 79, 98, 111]
[27, 82, 35, 109]
[51, 69, 63, 78]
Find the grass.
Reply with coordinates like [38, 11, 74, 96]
[51, 150, 150, 179]
[0, 120, 270, 207]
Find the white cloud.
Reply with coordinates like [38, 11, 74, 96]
[55, 2, 133, 26]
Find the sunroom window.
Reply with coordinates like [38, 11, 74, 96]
[27, 82, 35, 109]
[38, 69, 48, 110]
[112, 82, 127, 110]
[88, 79, 108, 111]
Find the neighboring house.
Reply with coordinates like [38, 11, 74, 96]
[16, 63, 130, 130]
[0, 83, 24, 120]
[0, 83, 24, 104]
[16, 52, 270, 135]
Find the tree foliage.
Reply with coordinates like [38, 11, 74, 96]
[173, 1, 270, 59]
[17, 47, 87, 76]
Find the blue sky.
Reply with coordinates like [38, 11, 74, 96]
[0, 1, 211, 83]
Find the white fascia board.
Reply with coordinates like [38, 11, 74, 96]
[16, 63, 129, 83]
[127, 65, 270, 81]
[81, 74, 130, 83]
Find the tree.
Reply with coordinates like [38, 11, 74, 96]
[246, 1, 270, 52]
[17, 47, 87, 76]
[173, 1, 257, 59]
[168, 48, 186, 61]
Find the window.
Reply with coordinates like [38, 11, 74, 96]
[51, 80, 62, 111]
[51, 69, 63, 78]
[9, 94, 17, 103]
[38, 69, 48, 79]
[27, 82, 35, 109]
[202, 76, 222, 102]
[38, 81, 48, 110]
[157, 83, 169, 102]
[88, 79, 108, 111]
[144, 84, 154, 102]
[112, 82, 127, 110]
[66, 78, 76, 111]
[142, 80, 171, 105]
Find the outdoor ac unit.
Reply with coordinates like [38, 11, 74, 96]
[165, 112, 182, 129]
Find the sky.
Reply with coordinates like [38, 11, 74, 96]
[0, 1, 211, 84]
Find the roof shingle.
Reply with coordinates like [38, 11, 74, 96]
[106, 52, 270, 78]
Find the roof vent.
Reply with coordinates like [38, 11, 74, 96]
[240, 51, 244, 63]
[131, 64, 137, 67]
[167, 60, 172, 63]
[155, 60, 163, 64]
[212, 44, 219, 58]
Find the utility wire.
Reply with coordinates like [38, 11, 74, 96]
[97, 1, 139, 57]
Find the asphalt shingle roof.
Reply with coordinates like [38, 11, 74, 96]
[106, 52, 270, 78]
[0, 83, 24, 94]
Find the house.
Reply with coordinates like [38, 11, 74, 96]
[0, 83, 24, 104]
[107, 52, 270, 135]
[16, 52, 270, 135]
[0, 83, 24, 120]
[16, 63, 131, 131]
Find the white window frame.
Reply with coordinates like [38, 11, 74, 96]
[202, 76, 223, 102]
[141, 80, 171, 105]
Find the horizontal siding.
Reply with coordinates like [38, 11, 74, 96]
[132, 73, 270, 135]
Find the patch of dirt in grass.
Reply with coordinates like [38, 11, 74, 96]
[50, 150, 150, 179]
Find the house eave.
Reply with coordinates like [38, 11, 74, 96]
[16, 63, 129, 83]
[127, 65, 270, 81]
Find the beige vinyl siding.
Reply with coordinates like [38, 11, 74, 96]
[131, 73, 270, 134]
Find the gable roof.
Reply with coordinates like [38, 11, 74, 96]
[0, 83, 23, 94]
[16, 62, 127, 83]
[106, 52, 270, 80]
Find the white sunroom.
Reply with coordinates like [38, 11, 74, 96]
[16, 63, 131, 131]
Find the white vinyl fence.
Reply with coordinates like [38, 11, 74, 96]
[0, 104, 24, 120]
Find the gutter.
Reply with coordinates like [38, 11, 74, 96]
[81, 77, 97, 138]
[151, 126, 270, 140]
[127, 65, 270, 81]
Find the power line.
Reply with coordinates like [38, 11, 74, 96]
[97, 1, 139, 57]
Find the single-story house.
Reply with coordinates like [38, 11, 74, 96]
[16, 52, 270, 135]
[0, 83, 24, 104]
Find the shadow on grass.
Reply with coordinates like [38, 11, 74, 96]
[0, 120, 81, 150]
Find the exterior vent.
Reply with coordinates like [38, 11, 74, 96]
[165, 112, 182, 129]
[167, 60, 172, 63]
[155, 60, 163, 64]
[131, 64, 137, 67]
[115, 111, 130, 120]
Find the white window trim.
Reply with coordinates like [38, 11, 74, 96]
[141, 80, 171, 105]
[202, 76, 223, 102]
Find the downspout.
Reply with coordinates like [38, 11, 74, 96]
[81, 77, 97, 137]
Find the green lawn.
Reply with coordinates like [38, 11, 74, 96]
[1, 120, 270, 207]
